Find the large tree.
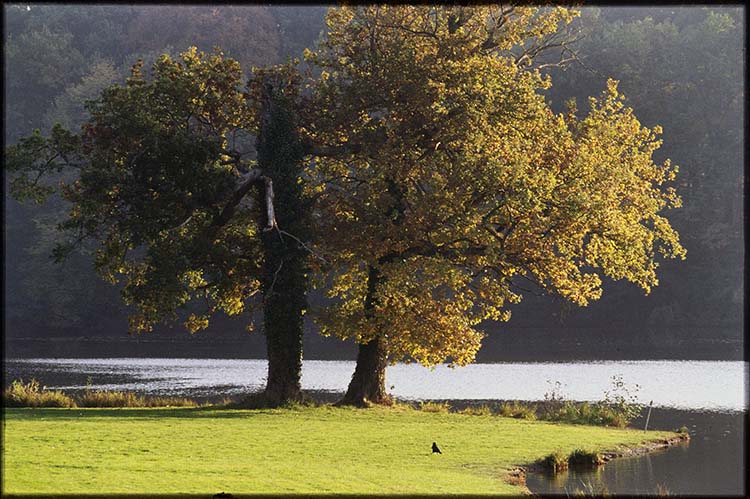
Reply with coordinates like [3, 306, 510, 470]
[303, 5, 686, 405]
[5, 48, 310, 406]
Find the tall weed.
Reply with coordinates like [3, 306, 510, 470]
[419, 401, 451, 413]
[3, 379, 76, 408]
[498, 401, 537, 419]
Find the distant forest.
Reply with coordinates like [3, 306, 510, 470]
[3, 5, 744, 359]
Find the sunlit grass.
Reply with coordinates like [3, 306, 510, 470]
[3, 405, 677, 495]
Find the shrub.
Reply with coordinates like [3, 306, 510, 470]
[498, 401, 537, 420]
[419, 401, 450, 413]
[537, 376, 642, 428]
[78, 389, 198, 408]
[568, 448, 604, 468]
[3, 379, 77, 408]
[390, 401, 417, 412]
[4, 379, 199, 408]
[144, 396, 197, 407]
[539, 379, 567, 418]
[601, 374, 643, 424]
[539, 450, 568, 473]
[460, 404, 492, 416]
[539, 397, 637, 428]
[78, 389, 145, 407]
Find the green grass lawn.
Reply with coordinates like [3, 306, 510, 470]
[2, 405, 676, 495]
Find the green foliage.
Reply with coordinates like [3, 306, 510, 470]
[567, 448, 605, 467]
[124, 6, 282, 71]
[459, 404, 492, 416]
[78, 389, 196, 408]
[254, 77, 310, 402]
[3, 379, 76, 408]
[3, 379, 197, 408]
[4, 24, 86, 135]
[543, 401, 625, 427]
[542, 7, 743, 334]
[498, 401, 537, 420]
[5, 5, 739, 354]
[537, 376, 642, 428]
[419, 401, 451, 413]
[43, 59, 121, 131]
[2, 5, 327, 340]
[5, 47, 268, 335]
[77, 389, 145, 407]
[539, 450, 568, 473]
[601, 374, 643, 423]
[308, 5, 685, 369]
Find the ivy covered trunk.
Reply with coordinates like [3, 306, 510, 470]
[256, 82, 308, 406]
[340, 266, 391, 406]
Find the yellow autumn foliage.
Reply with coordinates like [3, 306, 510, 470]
[306, 6, 684, 367]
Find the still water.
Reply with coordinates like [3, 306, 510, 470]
[3, 358, 747, 410]
[4, 358, 747, 495]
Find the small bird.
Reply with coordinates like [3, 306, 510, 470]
[213, 493, 234, 499]
[432, 442, 442, 454]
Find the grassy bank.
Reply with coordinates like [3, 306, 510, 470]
[3, 405, 678, 495]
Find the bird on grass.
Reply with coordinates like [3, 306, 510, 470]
[432, 442, 442, 454]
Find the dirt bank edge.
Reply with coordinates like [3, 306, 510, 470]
[505, 432, 690, 493]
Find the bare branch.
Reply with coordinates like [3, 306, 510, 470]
[263, 175, 277, 231]
[209, 168, 263, 230]
[277, 228, 329, 264]
[265, 260, 285, 298]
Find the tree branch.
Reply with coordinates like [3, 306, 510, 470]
[209, 168, 276, 233]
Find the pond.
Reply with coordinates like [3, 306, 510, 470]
[4, 358, 747, 495]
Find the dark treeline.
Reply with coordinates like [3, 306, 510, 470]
[3, 5, 743, 359]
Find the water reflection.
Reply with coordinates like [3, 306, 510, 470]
[526, 409, 745, 496]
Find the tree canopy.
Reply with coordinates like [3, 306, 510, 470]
[4, 6, 702, 404]
[304, 5, 685, 368]
[7, 48, 268, 334]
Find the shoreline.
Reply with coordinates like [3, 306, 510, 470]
[507, 432, 690, 494]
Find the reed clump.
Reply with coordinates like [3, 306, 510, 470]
[3, 379, 197, 408]
[3, 379, 76, 408]
[568, 448, 605, 468]
[78, 389, 196, 408]
[539, 450, 568, 473]
[419, 401, 451, 413]
[459, 404, 492, 416]
[498, 401, 537, 419]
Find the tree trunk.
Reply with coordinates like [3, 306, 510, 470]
[340, 335, 390, 406]
[339, 265, 392, 406]
[340, 173, 408, 407]
[256, 81, 308, 407]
